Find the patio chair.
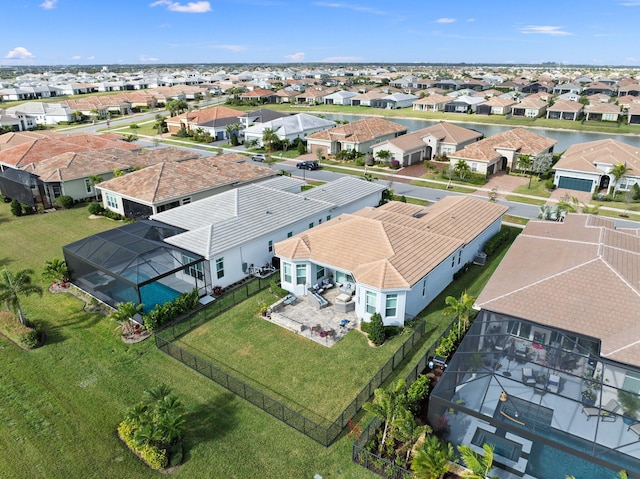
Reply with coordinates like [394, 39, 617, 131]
[522, 367, 536, 386]
[628, 422, 640, 437]
[600, 399, 621, 422]
[547, 374, 561, 394]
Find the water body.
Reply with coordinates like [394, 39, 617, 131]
[320, 113, 640, 153]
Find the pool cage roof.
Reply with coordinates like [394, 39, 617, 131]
[63, 220, 203, 287]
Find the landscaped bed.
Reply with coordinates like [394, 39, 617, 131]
[173, 289, 412, 422]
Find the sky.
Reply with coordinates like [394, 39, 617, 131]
[3, 0, 640, 66]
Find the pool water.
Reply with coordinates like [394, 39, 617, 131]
[527, 443, 616, 479]
[108, 282, 181, 313]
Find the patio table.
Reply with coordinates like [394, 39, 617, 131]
[336, 293, 351, 302]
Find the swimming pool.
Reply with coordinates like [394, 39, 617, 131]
[108, 282, 181, 313]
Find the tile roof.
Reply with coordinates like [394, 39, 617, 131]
[306, 117, 407, 143]
[0, 130, 60, 151]
[554, 138, 640, 173]
[547, 99, 584, 112]
[476, 214, 640, 367]
[381, 122, 482, 151]
[166, 105, 244, 126]
[98, 153, 276, 204]
[451, 128, 556, 162]
[276, 196, 507, 289]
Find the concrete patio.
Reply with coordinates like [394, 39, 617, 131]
[265, 286, 360, 347]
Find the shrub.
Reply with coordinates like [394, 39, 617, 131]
[296, 140, 307, 155]
[10, 198, 22, 216]
[129, 123, 139, 129]
[22, 204, 34, 215]
[354, 157, 365, 166]
[55, 195, 74, 209]
[390, 160, 400, 169]
[138, 444, 168, 470]
[368, 312, 386, 346]
[269, 278, 288, 297]
[406, 374, 431, 412]
[88, 202, 104, 215]
[483, 228, 513, 256]
[19, 327, 42, 349]
[544, 178, 555, 191]
[142, 288, 199, 332]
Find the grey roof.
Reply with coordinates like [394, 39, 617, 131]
[256, 175, 306, 192]
[151, 176, 384, 259]
[243, 113, 336, 137]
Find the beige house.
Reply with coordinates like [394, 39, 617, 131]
[546, 100, 584, 120]
[412, 93, 451, 112]
[165, 105, 244, 139]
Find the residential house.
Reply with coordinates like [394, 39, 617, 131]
[371, 122, 483, 166]
[239, 88, 278, 104]
[371, 92, 418, 109]
[628, 105, 640, 125]
[443, 95, 486, 113]
[552, 138, 640, 193]
[323, 90, 358, 105]
[449, 128, 557, 175]
[546, 100, 584, 120]
[431, 214, 640, 478]
[553, 82, 584, 95]
[148, 176, 386, 292]
[237, 108, 290, 129]
[5, 101, 77, 127]
[275, 197, 507, 326]
[274, 88, 299, 104]
[618, 83, 640, 97]
[412, 94, 452, 112]
[584, 102, 621, 122]
[295, 86, 335, 105]
[243, 113, 336, 148]
[583, 81, 616, 96]
[0, 110, 23, 131]
[165, 105, 244, 139]
[511, 98, 547, 118]
[476, 97, 517, 116]
[350, 90, 387, 107]
[305, 117, 408, 157]
[389, 75, 419, 89]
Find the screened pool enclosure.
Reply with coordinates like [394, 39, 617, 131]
[63, 220, 207, 313]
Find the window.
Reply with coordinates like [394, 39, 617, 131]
[215, 257, 224, 279]
[182, 255, 204, 280]
[309, 222, 314, 229]
[508, 320, 532, 340]
[105, 193, 118, 209]
[422, 279, 427, 297]
[458, 250, 462, 264]
[182, 197, 191, 205]
[287, 231, 293, 238]
[385, 294, 397, 317]
[470, 162, 478, 172]
[316, 264, 325, 280]
[318, 218, 322, 224]
[623, 371, 640, 394]
[451, 256, 455, 267]
[283, 262, 292, 283]
[326, 215, 331, 221]
[296, 264, 307, 285]
[268, 240, 273, 253]
[365, 291, 377, 314]
[85, 178, 92, 193]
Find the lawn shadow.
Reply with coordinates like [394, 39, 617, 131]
[0, 256, 14, 267]
[182, 392, 239, 463]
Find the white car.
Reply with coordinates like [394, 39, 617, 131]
[251, 154, 266, 162]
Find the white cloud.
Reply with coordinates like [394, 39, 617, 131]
[212, 44, 246, 52]
[40, 0, 57, 9]
[467, 18, 475, 22]
[87, 55, 95, 60]
[149, 0, 211, 13]
[5, 47, 35, 60]
[285, 52, 305, 61]
[314, 2, 387, 16]
[519, 25, 571, 36]
[71, 55, 81, 60]
[436, 18, 456, 23]
[139, 55, 159, 62]
[619, 1, 640, 5]
[321, 56, 363, 62]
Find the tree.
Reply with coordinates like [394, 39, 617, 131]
[165, 98, 188, 117]
[262, 127, 279, 152]
[609, 162, 631, 197]
[376, 149, 391, 164]
[411, 434, 455, 479]
[457, 444, 497, 479]
[367, 312, 386, 345]
[10, 198, 22, 217]
[453, 159, 471, 180]
[0, 269, 43, 326]
[42, 258, 69, 284]
[392, 407, 428, 463]
[88, 174, 103, 201]
[443, 290, 476, 335]
[225, 123, 242, 144]
[362, 379, 406, 453]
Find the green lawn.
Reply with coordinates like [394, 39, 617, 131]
[0, 202, 377, 479]
[512, 178, 552, 198]
[504, 195, 547, 206]
[174, 289, 409, 422]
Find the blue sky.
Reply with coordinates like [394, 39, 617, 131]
[3, 0, 640, 66]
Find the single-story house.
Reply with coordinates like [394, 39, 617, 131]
[431, 214, 640, 478]
[323, 90, 358, 105]
[511, 98, 547, 118]
[629, 105, 640, 125]
[546, 100, 584, 120]
[449, 128, 557, 175]
[237, 108, 290, 129]
[165, 105, 244, 139]
[584, 102, 621, 122]
[242, 113, 336, 147]
[552, 138, 640, 193]
[443, 95, 486, 114]
[98, 153, 278, 219]
[239, 88, 278, 104]
[371, 122, 483, 166]
[275, 197, 507, 326]
[553, 82, 584, 95]
[305, 117, 408, 157]
[412, 94, 452, 112]
[476, 97, 517, 116]
[372, 93, 418, 109]
[350, 90, 387, 107]
[5, 101, 78, 126]
[148, 176, 387, 291]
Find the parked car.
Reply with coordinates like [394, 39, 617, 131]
[296, 160, 319, 170]
[251, 154, 266, 162]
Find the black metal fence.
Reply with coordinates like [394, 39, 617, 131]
[153, 277, 431, 446]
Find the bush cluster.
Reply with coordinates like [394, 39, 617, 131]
[483, 227, 519, 256]
[55, 195, 74, 209]
[19, 327, 42, 349]
[142, 289, 199, 332]
[118, 419, 168, 470]
[88, 202, 104, 215]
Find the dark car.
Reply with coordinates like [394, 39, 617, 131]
[296, 160, 319, 170]
[251, 154, 266, 162]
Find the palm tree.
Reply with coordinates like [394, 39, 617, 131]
[362, 379, 406, 452]
[453, 159, 471, 180]
[0, 269, 43, 326]
[442, 290, 476, 335]
[457, 444, 497, 479]
[392, 407, 428, 463]
[144, 384, 174, 404]
[262, 127, 279, 152]
[88, 174, 103, 201]
[411, 434, 454, 479]
[609, 162, 631, 197]
[42, 258, 69, 284]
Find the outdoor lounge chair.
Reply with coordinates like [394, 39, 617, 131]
[547, 374, 561, 394]
[582, 400, 619, 421]
[522, 367, 536, 385]
[628, 422, 640, 437]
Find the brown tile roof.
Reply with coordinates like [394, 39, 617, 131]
[413, 93, 451, 106]
[0, 130, 60, 151]
[515, 98, 547, 109]
[306, 117, 407, 143]
[0, 133, 139, 168]
[452, 128, 556, 162]
[585, 102, 621, 114]
[476, 214, 640, 367]
[547, 99, 584, 112]
[383, 123, 482, 151]
[166, 105, 244, 125]
[554, 138, 640, 172]
[241, 88, 276, 98]
[98, 153, 275, 204]
[276, 196, 507, 289]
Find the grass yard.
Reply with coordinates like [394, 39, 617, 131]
[504, 194, 547, 206]
[0, 201, 377, 479]
[174, 289, 409, 422]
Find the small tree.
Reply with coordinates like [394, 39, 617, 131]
[457, 444, 497, 479]
[88, 174, 103, 201]
[376, 149, 391, 164]
[42, 258, 69, 284]
[368, 312, 386, 345]
[610, 162, 631, 197]
[443, 290, 476, 335]
[362, 379, 406, 452]
[262, 127, 279, 152]
[453, 159, 470, 180]
[10, 198, 22, 217]
[411, 434, 455, 479]
[0, 268, 43, 326]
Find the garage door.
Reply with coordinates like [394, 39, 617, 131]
[557, 176, 593, 192]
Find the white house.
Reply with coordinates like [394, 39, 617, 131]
[323, 90, 358, 105]
[150, 176, 387, 291]
[275, 197, 508, 326]
[242, 113, 336, 147]
[5, 102, 77, 126]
